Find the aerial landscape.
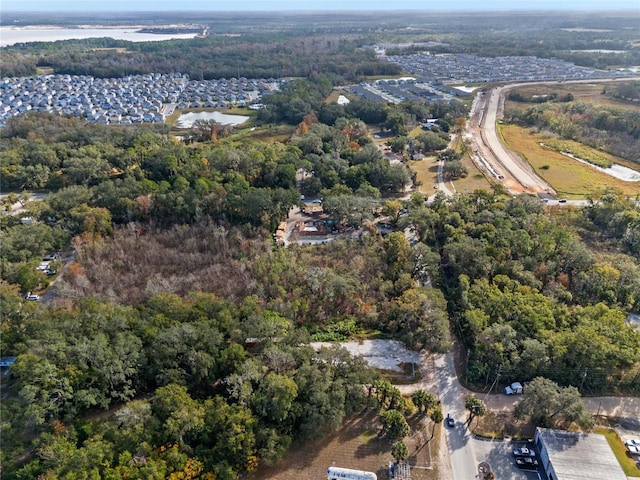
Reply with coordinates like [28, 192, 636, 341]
[1, 2, 640, 480]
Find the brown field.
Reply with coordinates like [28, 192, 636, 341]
[409, 157, 439, 194]
[472, 411, 536, 441]
[249, 410, 441, 480]
[35, 67, 55, 75]
[452, 154, 492, 194]
[505, 82, 640, 112]
[92, 47, 130, 53]
[243, 124, 295, 143]
[408, 153, 491, 196]
[499, 124, 640, 198]
[325, 89, 344, 103]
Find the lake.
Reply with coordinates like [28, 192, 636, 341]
[0, 26, 198, 47]
[174, 111, 250, 128]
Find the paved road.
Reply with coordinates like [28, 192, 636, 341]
[410, 350, 640, 479]
[469, 77, 640, 196]
[434, 352, 479, 480]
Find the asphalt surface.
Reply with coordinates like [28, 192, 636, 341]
[468, 77, 640, 197]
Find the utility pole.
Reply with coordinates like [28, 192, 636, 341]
[484, 364, 502, 403]
[580, 367, 588, 392]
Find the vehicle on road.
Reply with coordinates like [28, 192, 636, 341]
[504, 382, 523, 395]
[513, 447, 536, 458]
[515, 456, 539, 470]
[445, 414, 455, 427]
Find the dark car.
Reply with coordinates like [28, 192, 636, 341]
[445, 414, 455, 427]
[513, 447, 536, 458]
[515, 456, 539, 470]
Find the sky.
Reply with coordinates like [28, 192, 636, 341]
[2, 0, 639, 11]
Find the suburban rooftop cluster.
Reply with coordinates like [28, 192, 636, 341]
[385, 52, 634, 84]
[347, 78, 462, 104]
[0, 73, 282, 127]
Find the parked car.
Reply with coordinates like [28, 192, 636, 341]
[625, 439, 640, 448]
[24, 293, 40, 301]
[627, 444, 640, 456]
[445, 414, 455, 427]
[515, 456, 539, 470]
[505, 382, 524, 395]
[513, 447, 536, 458]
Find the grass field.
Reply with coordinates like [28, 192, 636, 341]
[504, 82, 640, 112]
[452, 153, 492, 194]
[249, 409, 441, 480]
[594, 427, 640, 477]
[409, 157, 439, 194]
[499, 124, 640, 198]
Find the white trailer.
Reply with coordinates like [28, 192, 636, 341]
[327, 466, 378, 480]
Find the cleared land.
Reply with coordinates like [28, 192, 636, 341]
[249, 410, 441, 480]
[409, 157, 439, 194]
[499, 125, 640, 198]
[505, 83, 640, 112]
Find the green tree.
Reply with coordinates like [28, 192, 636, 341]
[514, 377, 593, 429]
[464, 395, 487, 426]
[412, 390, 437, 413]
[429, 407, 443, 440]
[152, 384, 205, 445]
[391, 440, 408, 461]
[379, 410, 409, 440]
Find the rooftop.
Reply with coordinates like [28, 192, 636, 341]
[537, 427, 627, 480]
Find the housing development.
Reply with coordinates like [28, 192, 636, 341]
[0, 73, 281, 127]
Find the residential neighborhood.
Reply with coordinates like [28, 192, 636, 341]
[0, 73, 282, 127]
[384, 51, 634, 84]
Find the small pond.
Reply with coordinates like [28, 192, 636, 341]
[175, 111, 250, 128]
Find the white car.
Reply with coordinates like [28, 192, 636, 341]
[625, 439, 640, 448]
[627, 444, 640, 456]
[24, 293, 40, 301]
[505, 382, 524, 395]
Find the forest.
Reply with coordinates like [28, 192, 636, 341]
[2, 90, 640, 479]
[2, 10, 639, 79]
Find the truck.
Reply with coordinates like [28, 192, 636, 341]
[504, 382, 523, 395]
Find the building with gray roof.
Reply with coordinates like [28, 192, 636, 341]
[534, 427, 627, 480]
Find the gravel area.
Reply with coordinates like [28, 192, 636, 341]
[311, 339, 420, 372]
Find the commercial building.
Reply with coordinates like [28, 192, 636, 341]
[534, 427, 626, 480]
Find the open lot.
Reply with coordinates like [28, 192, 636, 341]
[500, 125, 640, 198]
[505, 82, 640, 112]
[248, 410, 441, 480]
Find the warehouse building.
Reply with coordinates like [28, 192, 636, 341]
[534, 427, 626, 480]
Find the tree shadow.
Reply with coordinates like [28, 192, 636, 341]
[354, 435, 389, 458]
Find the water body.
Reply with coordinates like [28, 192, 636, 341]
[560, 151, 640, 182]
[0, 27, 198, 47]
[174, 111, 250, 128]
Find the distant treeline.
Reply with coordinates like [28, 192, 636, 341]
[2, 34, 401, 82]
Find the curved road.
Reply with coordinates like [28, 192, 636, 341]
[469, 77, 640, 196]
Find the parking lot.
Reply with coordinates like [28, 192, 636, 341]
[473, 439, 546, 480]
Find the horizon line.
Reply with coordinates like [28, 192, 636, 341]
[3, 8, 639, 12]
